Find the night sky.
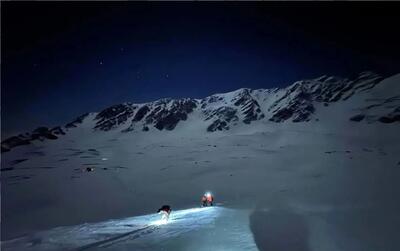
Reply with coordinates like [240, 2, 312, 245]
[2, 2, 399, 137]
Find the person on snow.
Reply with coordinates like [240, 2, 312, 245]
[206, 193, 214, 206]
[157, 205, 171, 221]
[202, 192, 214, 207]
[201, 195, 208, 207]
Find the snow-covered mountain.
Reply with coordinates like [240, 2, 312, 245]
[2, 72, 399, 153]
[2, 72, 400, 250]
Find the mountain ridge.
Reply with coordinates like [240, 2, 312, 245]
[2, 71, 399, 152]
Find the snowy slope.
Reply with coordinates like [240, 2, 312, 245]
[2, 207, 257, 251]
[1, 72, 400, 250]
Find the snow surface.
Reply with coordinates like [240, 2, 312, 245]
[3, 207, 258, 251]
[2, 74, 400, 250]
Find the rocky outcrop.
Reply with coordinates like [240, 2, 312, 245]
[205, 106, 238, 132]
[1, 126, 65, 152]
[232, 89, 265, 124]
[65, 113, 89, 128]
[269, 72, 385, 122]
[94, 103, 137, 131]
[145, 99, 198, 130]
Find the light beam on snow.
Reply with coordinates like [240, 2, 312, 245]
[151, 218, 168, 226]
[2, 206, 226, 251]
[151, 207, 215, 226]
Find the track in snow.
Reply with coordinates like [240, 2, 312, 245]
[2, 207, 257, 251]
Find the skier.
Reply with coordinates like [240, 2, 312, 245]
[157, 205, 171, 221]
[201, 194, 208, 207]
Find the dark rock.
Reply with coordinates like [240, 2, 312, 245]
[51, 126, 66, 135]
[133, 106, 150, 122]
[146, 99, 197, 131]
[205, 106, 238, 131]
[207, 119, 229, 132]
[292, 104, 315, 122]
[232, 89, 264, 124]
[206, 95, 221, 104]
[66, 113, 89, 128]
[30, 127, 58, 141]
[269, 108, 293, 122]
[350, 114, 365, 122]
[269, 73, 383, 123]
[269, 84, 316, 122]
[205, 106, 237, 122]
[379, 115, 400, 123]
[155, 112, 187, 130]
[1, 135, 31, 152]
[95, 104, 137, 131]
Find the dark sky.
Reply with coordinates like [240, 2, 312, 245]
[2, 2, 399, 137]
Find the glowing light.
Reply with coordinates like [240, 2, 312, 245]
[151, 218, 168, 226]
[148, 206, 219, 227]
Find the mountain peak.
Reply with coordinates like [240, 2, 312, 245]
[2, 72, 398, 152]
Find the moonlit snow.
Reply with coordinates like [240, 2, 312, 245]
[2, 73, 400, 250]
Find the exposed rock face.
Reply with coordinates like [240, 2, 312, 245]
[204, 106, 238, 132]
[1, 126, 65, 152]
[31, 127, 59, 140]
[94, 103, 137, 131]
[122, 99, 198, 132]
[65, 113, 89, 128]
[1, 135, 31, 152]
[2, 71, 398, 152]
[145, 99, 198, 131]
[50, 127, 66, 135]
[269, 83, 315, 122]
[207, 119, 229, 132]
[231, 89, 265, 124]
[132, 106, 150, 122]
[269, 72, 384, 122]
